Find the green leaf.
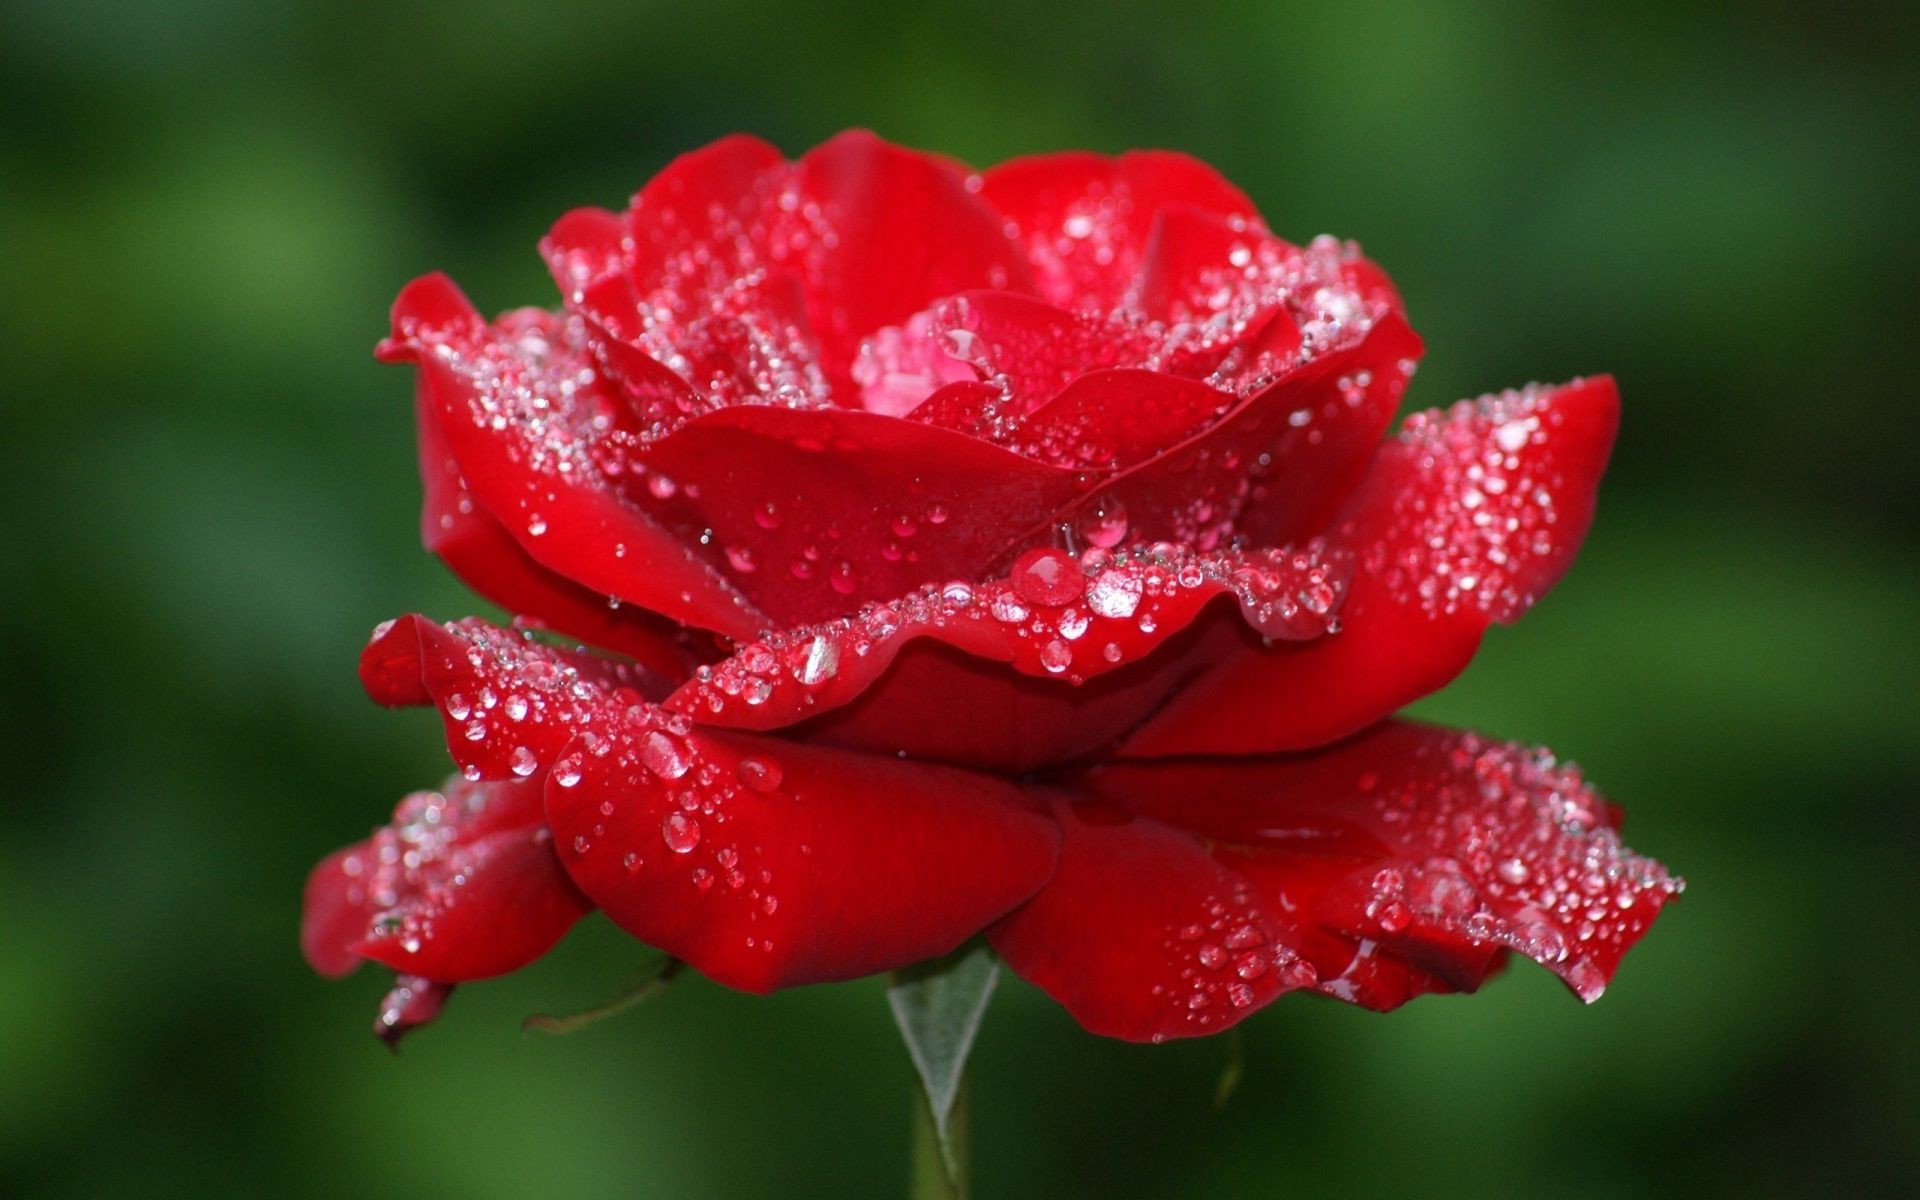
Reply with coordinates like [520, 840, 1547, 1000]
[888, 941, 997, 1183]
[521, 955, 680, 1036]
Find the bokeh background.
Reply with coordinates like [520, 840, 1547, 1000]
[4, 1, 1915, 1196]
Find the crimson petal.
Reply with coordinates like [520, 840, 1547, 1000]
[359, 614, 666, 783]
[1122, 377, 1619, 757]
[301, 773, 591, 982]
[792, 131, 1036, 393]
[992, 722, 1681, 1042]
[545, 716, 1059, 993]
[666, 543, 1346, 772]
[379, 273, 769, 638]
[634, 405, 1086, 624]
[356, 612, 1061, 994]
[979, 150, 1261, 311]
[413, 384, 699, 679]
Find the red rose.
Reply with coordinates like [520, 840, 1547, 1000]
[304, 130, 1679, 1045]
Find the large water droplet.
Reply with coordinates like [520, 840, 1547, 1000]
[738, 756, 783, 792]
[1011, 546, 1085, 606]
[1079, 496, 1129, 549]
[641, 730, 690, 779]
[661, 812, 701, 853]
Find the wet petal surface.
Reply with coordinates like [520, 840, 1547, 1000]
[1123, 377, 1619, 756]
[992, 722, 1682, 1042]
[301, 774, 591, 983]
[667, 542, 1348, 770]
[379, 274, 769, 638]
[546, 715, 1059, 993]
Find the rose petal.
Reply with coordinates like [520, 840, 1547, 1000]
[354, 612, 1061, 993]
[358, 614, 666, 783]
[979, 150, 1261, 310]
[1122, 377, 1619, 757]
[791, 131, 1035, 394]
[545, 714, 1060, 993]
[1035, 312, 1421, 555]
[301, 774, 591, 982]
[991, 721, 1681, 1042]
[986, 794, 1308, 1042]
[609, 131, 1031, 403]
[379, 273, 770, 638]
[666, 543, 1348, 773]
[634, 404, 1087, 623]
[413, 385, 701, 679]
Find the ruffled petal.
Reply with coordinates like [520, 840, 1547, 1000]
[301, 774, 592, 982]
[986, 794, 1313, 1042]
[354, 612, 1060, 994]
[413, 384, 701, 679]
[1122, 377, 1619, 757]
[991, 722, 1681, 1042]
[666, 542, 1346, 771]
[791, 131, 1035, 393]
[603, 131, 1031, 404]
[358, 614, 667, 783]
[633, 404, 1086, 624]
[545, 715, 1059, 993]
[979, 150, 1260, 310]
[378, 273, 770, 638]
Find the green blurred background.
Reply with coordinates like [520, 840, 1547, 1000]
[4, 1, 1915, 1195]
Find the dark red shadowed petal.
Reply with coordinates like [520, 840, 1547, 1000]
[1122, 377, 1619, 757]
[359, 614, 665, 783]
[991, 721, 1681, 1042]
[379, 273, 770, 639]
[413, 386, 700, 680]
[544, 714, 1060, 993]
[987, 794, 1313, 1042]
[301, 774, 592, 983]
[665, 543, 1347, 773]
[979, 150, 1261, 311]
[374, 976, 453, 1047]
[634, 405, 1086, 624]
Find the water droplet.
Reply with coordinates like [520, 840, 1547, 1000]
[1010, 546, 1085, 606]
[738, 756, 783, 792]
[1079, 496, 1129, 549]
[641, 731, 690, 779]
[661, 812, 701, 853]
[1038, 640, 1072, 673]
[509, 746, 538, 777]
[1086, 569, 1142, 618]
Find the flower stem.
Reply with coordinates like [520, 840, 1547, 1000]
[909, 1068, 970, 1199]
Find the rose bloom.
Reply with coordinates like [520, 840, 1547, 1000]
[302, 131, 1680, 1045]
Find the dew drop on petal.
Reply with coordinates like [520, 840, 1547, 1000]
[738, 756, 783, 792]
[661, 811, 701, 853]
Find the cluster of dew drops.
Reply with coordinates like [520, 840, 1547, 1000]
[1372, 384, 1579, 623]
[337, 776, 504, 959]
[1352, 732, 1685, 1002]
[551, 700, 794, 958]
[678, 535, 1347, 718]
[1151, 887, 1321, 1040]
